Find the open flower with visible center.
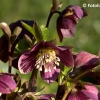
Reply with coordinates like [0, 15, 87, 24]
[56, 5, 87, 42]
[18, 41, 74, 83]
[66, 83, 99, 100]
[0, 74, 16, 95]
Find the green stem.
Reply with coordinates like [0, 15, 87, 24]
[61, 82, 76, 100]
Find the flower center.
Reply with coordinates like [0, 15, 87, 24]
[35, 48, 60, 73]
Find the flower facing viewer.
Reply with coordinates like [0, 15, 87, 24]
[56, 5, 87, 42]
[18, 41, 74, 83]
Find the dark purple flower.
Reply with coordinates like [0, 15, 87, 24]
[9, 19, 34, 40]
[56, 5, 87, 42]
[69, 51, 100, 78]
[0, 20, 34, 63]
[66, 83, 99, 100]
[18, 41, 74, 83]
[0, 74, 16, 94]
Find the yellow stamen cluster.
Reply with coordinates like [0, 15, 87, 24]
[35, 48, 60, 73]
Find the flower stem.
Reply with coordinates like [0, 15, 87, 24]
[8, 38, 12, 73]
[61, 69, 91, 99]
[29, 68, 38, 92]
[46, 11, 61, 28]
[61, 83, 76, 100]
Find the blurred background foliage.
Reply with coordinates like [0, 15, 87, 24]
[0, 0, 100, 94]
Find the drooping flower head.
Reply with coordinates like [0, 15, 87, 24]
[0, 74, 16, 94]
[18, 41, 74, 83]
[66, 83, 99, 100]
[69, 51, 100, 78]
[56, 5, 87, 42]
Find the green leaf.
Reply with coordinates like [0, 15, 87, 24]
[33, 22, 43, 42]
[60, 63, 72, 76]
[61, 66, 72, 76]
[21, 21, 34, 35]
[14, 38, 30, 54]
[22, 21, 43, 42]
[40, 25, 49, 41]
[58, 64, 72, 85]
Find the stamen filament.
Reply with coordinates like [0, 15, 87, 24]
[35, 48, 60, 73]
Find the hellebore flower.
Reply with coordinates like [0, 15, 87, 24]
[69, 51, 100, 78]
[0, 74, 16, 94]
[18, 41, 74, 83]
[56, 5, 87, 42]
[66, 83, 99, 100]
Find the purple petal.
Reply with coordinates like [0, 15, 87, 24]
[72, 5, 87, 19]
[82, 83, 99, 100]
[38, 42, 74, 67]
[57, 49, 74, 67]
[75, 51, 100, 68]
[30, 42, 43, 52]
[77, 91, 90, 100]
[82, 64, 99, 71]
[67, 93, 78, 100]
[18, 51, 36, 74]
[67, 83, 98, 100]
[65, 5, 87, 19]
[18, 41, 74, 74]
[0, 75, 16, 94]
[67, 92, 88, 100]
[84, 83, 98, 95]
[56, 5, 87, 42]
[57, 16, 76, 42]
[18, 42, 45, 74]
[40, 66, 60, 83]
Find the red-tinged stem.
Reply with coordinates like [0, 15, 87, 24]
[46, 11, 61, 28]
[29, 68, 38, 92]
